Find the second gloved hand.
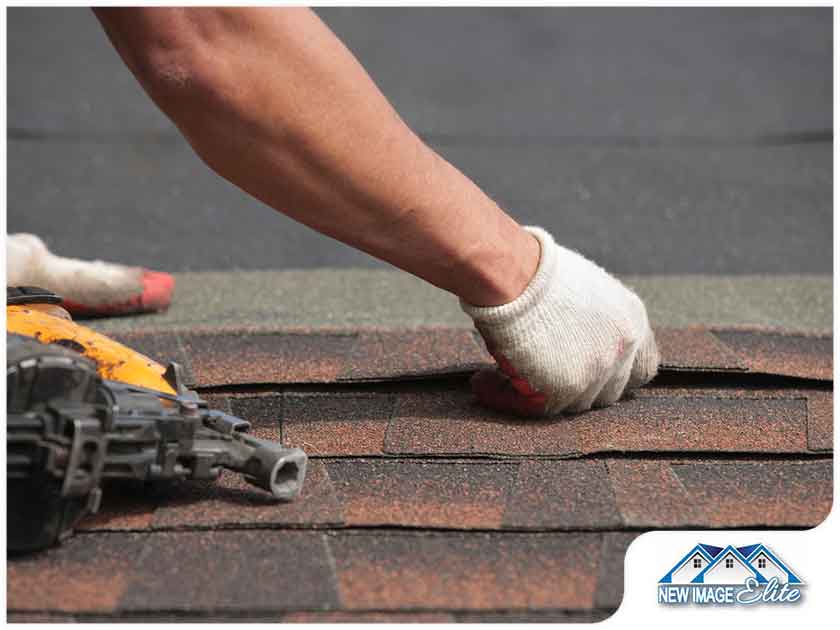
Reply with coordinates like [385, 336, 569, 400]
[461, 226, 659, 416]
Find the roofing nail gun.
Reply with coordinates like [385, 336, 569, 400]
[6, 286, 307, 552]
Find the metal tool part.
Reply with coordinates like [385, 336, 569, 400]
[7, 328, 307, 552]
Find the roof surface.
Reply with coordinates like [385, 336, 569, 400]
[6, 272, 833, 622]
[6, 6, 832, 622]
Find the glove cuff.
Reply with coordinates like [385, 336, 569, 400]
[459, 226, 559, 324]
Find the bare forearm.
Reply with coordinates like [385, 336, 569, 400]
[93, 7, 538, 305]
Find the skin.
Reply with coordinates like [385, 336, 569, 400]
[90, 7, 545, 413]
[92, 8, 539, 304]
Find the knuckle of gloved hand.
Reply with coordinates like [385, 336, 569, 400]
[645, 329, 661, 357]
[642, 337, 661, 380]
[609, 318, 640, 361]
[627, 333, 660, 389]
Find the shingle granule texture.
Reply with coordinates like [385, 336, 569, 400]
[10, 324, 832, 621]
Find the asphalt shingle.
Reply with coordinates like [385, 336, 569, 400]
[118, 530, 341, 612]
[149, 461, 343, 530]
[339, 329, 492, 381]
[282, 611, 456, 622]
[69, 456, 832, 534]
[671, 460, 832, 527]
[712, 329, 833, 380]
[328, 531, 602, 610]
[807, 390, 833, 451]
[594, 533, 639, 609]
[77, 482, 158, 532]
[7, 533, 146, 613]
[655, 327, 748, 371]
[99, 326, 832, 385]
[7, 323, 833, 620]
[281, 392, 394, 456]
[503, 460, 622, 529]
[228, 394, 284, 442]
[327, 459, 517, 529]
[181, 330, 358, 386]
[384, 390, 809, 456]
[606, 460, 704, 528]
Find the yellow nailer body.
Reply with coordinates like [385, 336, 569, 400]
[7, 300, 176, 395]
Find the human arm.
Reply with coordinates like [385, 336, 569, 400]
[92, 7, 659, 415]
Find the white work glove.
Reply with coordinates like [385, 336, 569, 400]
[460, 226, 659, 416]
[6, 233, 144, 305]
[6, 233, 174, 317]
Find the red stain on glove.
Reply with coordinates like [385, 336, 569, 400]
[471, 344, 547, 417]
[62, 270, 175, 318]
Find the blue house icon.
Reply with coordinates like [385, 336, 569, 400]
[659, 544, 723, 584]
[739, 544, 803, 585]
[660, 543, 803, 586]
[691, 545, 767, 584]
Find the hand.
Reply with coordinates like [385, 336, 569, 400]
[461, 226, 659, 416]
[6, 233, 174, 317]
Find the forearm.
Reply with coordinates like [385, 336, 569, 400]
[93, 7, 538, 305]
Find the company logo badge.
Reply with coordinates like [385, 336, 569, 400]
[658, 543, 803, 606]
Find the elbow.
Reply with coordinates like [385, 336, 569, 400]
[125, 25, 230, 122]
[136, 45, 198, 97]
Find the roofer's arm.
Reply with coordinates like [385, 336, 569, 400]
[92, 7, 659, 416]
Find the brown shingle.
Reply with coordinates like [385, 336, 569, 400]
[118, 530, 340, 611]
[655, 327, 748, 371]
[113, 327, 833, 386]
[180, 328, 491, 387]
[77, 482, 157, 531]
[282, 392, 394, 456]
[385, 389, 809, 456]
[384, 389, 580, 457]
[503, 460, 622, 529]
[607, 458, 832, 529]
[637, 385, 822, 400]
[329, 531, 601, 610]
[672, 460, 832, 527]
[326, 459, 517, 529]
[181, 330, 357, 386]
[6, 613, 69, 622]
[150, 460, 342, 530]
[339, 329, 492, 381]
[17, 320, 829, 620]
[455, 610, 613, 623]
[582, 396, 808, 454]
[201, 393, 232, 414]
[807, 390, 833, 451]
[283, 611, 455, 622]
[7, 533, 145, 613]
[229, 394, 284, 442]
[713, 330, 832, 380]
[606, 460, 704, 527]
[594, 532, 639, 609]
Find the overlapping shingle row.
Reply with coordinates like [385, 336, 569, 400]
[8, 325, 833, 621]
[110, 325, 832, 386]
[79, 456, 830, 533]
[8, 529, 630, 620]
[239, 386, 824, 458]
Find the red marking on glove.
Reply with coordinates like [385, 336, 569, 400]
[62, 270, 175, 318]
[472, 344, 547, 417]
[491, 350, 541, 397]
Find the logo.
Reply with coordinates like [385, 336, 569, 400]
[658, 543, 804, 606]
